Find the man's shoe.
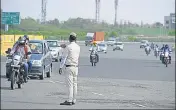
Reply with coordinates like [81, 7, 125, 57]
[72, 102, 75, 105]
[60, 101, 72, 105]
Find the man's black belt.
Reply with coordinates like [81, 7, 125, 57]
[65, 65, 78, 67]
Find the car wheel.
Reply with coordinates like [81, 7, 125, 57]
[39, 67, 45, 80]
[46, 66, 52, 78]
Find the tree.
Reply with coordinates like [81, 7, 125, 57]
[109, 31, 118, 37]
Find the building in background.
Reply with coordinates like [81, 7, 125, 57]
[164, 13, 175, 29]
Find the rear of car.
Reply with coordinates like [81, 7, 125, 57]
[140, 40, 148, 48]
[46, 40, 61, 62]
[107, 38, 116, 46]
[113, 42, 124, 51]
[97, 43, 107, 53]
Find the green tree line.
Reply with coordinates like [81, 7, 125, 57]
[1, 17, 175, 40]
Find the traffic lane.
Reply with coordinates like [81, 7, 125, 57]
[77, 57, 175, 82]
[1, 60, 175, 108]
[1, 72, 175, 109]
[80, 43, 175, 61]
[1, 43, 175, 81]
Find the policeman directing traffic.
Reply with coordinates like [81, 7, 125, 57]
[59, 32, 80, 105]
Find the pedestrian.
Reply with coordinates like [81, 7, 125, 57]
[59, 32, 80, 105]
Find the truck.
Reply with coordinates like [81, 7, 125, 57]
[85, 32, 105, 46]
[85, 33, 94, 46]
[93, 32, 105, 44]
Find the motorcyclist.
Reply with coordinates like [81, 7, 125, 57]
[9, 37, 30, 82]
[151, 42, 154, 49]
[154, 44, 159, 56]
[23, 35, 32, 74]
[163, 44, 172, 64]
[6, 37, 22, 78]
[90, 41, 99, 62]
[160, 44, 165, 51]
[145, 44, 151, 53]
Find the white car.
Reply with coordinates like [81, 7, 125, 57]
[107, 38, 116, 46]
[46, 40, 61, 62]
[140, 40, 149, 48]
[89, 43, 107, 53]
[113, 42, 124, 51]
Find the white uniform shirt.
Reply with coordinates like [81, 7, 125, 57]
[60, 42, 80, 68]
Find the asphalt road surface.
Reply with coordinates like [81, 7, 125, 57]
[1, 43, 175, 109]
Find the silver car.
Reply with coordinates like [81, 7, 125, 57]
[46, 40, 61, 62]
[29, 40, 53, 80]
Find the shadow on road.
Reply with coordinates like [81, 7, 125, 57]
[0, 86, 11, 90]
[3, 100, 59, 105]
[79, 64, 91, 67]
[1, 75, 7, 79]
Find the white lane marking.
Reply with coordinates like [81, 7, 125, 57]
[55, 81, 64, 84]
[92, 92, 103, 96]
[110, 93, 124, 97]
[132, 103, 146, 108]
[49, 81, 55, 83]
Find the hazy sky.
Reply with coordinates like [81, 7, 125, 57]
[1, 0, 175, 24]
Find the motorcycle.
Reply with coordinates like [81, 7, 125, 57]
[160, 51, 164, 61]
[145, 48, 151, 56]
[154, 49, 159, 58]
[90, 50, 98, 66]
[163, 51, 170, 67]
[6, 50, 31, 90]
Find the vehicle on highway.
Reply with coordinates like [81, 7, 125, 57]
[145, 46, 151, 56]
[140, 40, 149, 48]
[46, 40, 61, 62]
[29, 40, 52, 80]
[113, 42, 124, 51]
[5, 50, 31, 90]
[89, 42, 107, 53]
[154, 49, 159, 58]
[97, 42, 107, 53]
[85, 33, 94, 46]
[90, 50, 98, 66]
[107, 37, 116, 46]
[5, 48, 13, 78]
[154, 47, 159, 58]
[163, 51, 170, 67]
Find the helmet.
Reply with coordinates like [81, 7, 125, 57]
[19, 37, 25, 45]
[165, 44, 168, 48]
[92, 41, 96, 44]
[23, 35, 29, 42]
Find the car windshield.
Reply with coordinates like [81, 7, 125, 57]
[98, 43, 105, 47]
[86, 37, 93, 40]
[47, 41, 58, 47]
[29, 42, 43, 54]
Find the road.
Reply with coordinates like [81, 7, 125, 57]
[1, 43, 175, 109]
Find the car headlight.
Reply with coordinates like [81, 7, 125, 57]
[6, 58, 12, 64]
[32, 60, 42, 66]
